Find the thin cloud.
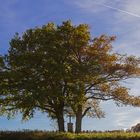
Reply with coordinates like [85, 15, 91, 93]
[94, 1, 140, 18]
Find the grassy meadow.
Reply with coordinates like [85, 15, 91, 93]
[0, 131, 140, 140]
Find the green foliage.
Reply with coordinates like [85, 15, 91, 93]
[1, 20, 140, 132]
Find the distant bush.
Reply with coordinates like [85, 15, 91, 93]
[0, 131, 140, 140]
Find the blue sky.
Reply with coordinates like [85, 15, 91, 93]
[1, 0, 140, 131]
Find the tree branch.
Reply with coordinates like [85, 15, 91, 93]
[82, 107, 91, 118]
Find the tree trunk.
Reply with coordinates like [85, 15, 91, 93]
[75, 105, 82, 133]
[57, 112, 65, 132]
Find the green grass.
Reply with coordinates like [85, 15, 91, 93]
[0, 131, 140, 140]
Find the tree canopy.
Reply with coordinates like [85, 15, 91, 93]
[0, 20, 140, 133]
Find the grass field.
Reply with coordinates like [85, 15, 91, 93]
[0, 131, 140, 140]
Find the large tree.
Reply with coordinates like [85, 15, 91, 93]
[0, 21, 92, 132]
[0, 21, 140, 133]
[67, 34, 140, 133]
[0, 23, 69, 132]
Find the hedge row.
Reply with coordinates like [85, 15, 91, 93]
[0, 131, 140, 140]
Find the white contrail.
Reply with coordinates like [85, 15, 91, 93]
[94, 2, 140, 18]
